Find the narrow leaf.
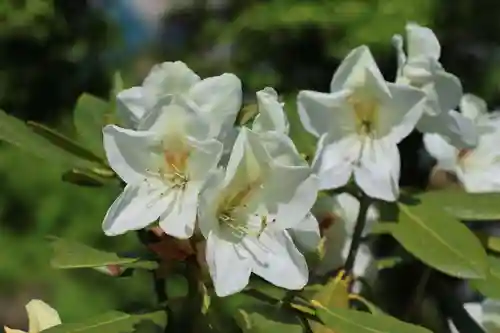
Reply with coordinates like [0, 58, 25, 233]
[44, 310, 166, 333]
[62, 168, 107, 187]
[73, 93, 110, 156]
[470, 255, 500, 299]
[27, 121, 104, 164]
[234, 302, 303, 333]
[49, 237, 158, 270]
[236, 104, 259, 126]
[0, 110, 95, 169]
[385, 199, 488, 279]
[314, 302, 431, 333]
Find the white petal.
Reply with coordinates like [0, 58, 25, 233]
[186, 137, 223, 182]
[312, 134, 358, 190]
[253, 87, 289, 134]
[330, 45, 387, 94]
[441, 110, 479, 148]
[26, 300, 61, 333]
[103, 125, 158, 184]
[297, 89, 353, 138]
[354, 139, 400, 202]
[206, 231, 252, 297]
[198, 169, 225, 238]
[423, 133, 458, 172]
[406, 22, 441, 61]
[137, 95, 210, 140]
[315, 217, 347, 275]
[433, 71, 463, 113]
[392, 34, 407, 78]
[159, 183, 200, 239]
[250, 231, 308, 290]
[223, 127, 271, 191]
[379, 83, 426, 143]
[483, 299, 500, 331]
[290, 213, 321, 252]
[260, 132, 306, 168]
[189, 73, 242, 138]
[334, 193, 379, 236]
[143, 61, 200, 98]
[266, 170, 318, 230]
[102, 182, 172, 236]
[116, 87, 146, 129]
[461, 93, 487, 121]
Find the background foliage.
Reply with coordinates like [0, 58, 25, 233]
[2, 0, 500, 332]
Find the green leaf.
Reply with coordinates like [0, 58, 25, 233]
[314, 303, 431, 333]
[0, 109, 96, 169]
[27, 121, 104, 164]
[73, 93, 110, 156]
[61, 168, 108, 187]
[246, 277, 287, 300]
[470, 255, 500, 299]
[44, 310, 166, 333]
[236, 103, 259, 126]
[383, 197, 488, 279]
[49, 237, 158, 270]
[417, 190, 500, 221]
[234, 302, 303, 333]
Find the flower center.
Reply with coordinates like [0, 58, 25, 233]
[457, 148, 473, 169]
[347, 93, 379, 137]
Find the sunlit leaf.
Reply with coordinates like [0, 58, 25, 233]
[314, 302, 431, 333]
[246, 278, 287, 300]
[236, 103, 259, 126]
[234, 302, 303, 333]
[73, 93, 110, 156]
[418, 190, 500, 221]
[383, 198, 488, 279]
[0, 109, 96, 169]
[49, 237, 158, 270]
[44, 310, 166, 333]
[470, 255, 500, 299]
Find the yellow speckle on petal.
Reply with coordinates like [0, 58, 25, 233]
[347, 92, 380, 137]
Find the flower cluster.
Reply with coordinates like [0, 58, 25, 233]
[100, 23, 500, 298]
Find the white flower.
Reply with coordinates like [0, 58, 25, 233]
[4, 300, 61, 333]
[102, 96, 223, 238]
[449, 300, 500, 333]
[424, 96, 500, 193]
[198, 127, 318, 296]
[116, 61, 242, 145]
[393, 23, 478, 148]
[314, 193, 379, 291]
[298, 45, 426, 201]
[252, 87, 320, 251]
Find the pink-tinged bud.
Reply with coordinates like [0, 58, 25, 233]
[93, 264, 124, 277]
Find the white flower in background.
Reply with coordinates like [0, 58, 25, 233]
[252, 87, 320, 251]
[102, 96, 223, 238]
[424, 96, 500, 193]
[198, 127, 318, 296]
[116, 61, 242, 148]
[4, 300, 61, 333]
[393, 23, 477, 148]
[449, 300, 500, 333]
[314, 193, 379, 291]
[298, 45, 426, 201]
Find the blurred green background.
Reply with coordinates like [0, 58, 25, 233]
[1, 0, 500, 330]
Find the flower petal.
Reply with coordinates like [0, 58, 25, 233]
[206, 231, 252, 297]
[297, 89, 352, 138]
[137, 95, 210, 140]
[250, 231, 308, 290]
[253, 87, 289, 134]
[423, 133, 458, 172]
[379, 83, 426, 143]
[159, 183, 200, 239]
[392, 34, 407, 79]
[461, 93, 487, 121]
[26, 300, 61, 333]
[406, 22, 441, 61]
[198, 169, 225, 238]
[116, 87, 146, 129]
[102, 182, 173, 236]
[334, 193, 379, 236]
[290, 212, 321, 252]
[103, 125, 158, 184]
[143, 61, 200, 99]
[433, 71, 463, 113]
[312, 134, 358, 190]
[189, 73, 242, 138]
[330, 45, 387, 93]
[483, 299, 500, 331]
[354, 139, 400, 201]
[186, 137, 223, 182]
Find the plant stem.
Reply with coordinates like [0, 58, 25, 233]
[344, 193, 371, 276]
